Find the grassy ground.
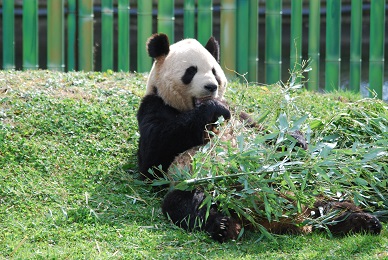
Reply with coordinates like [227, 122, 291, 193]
[0, 70, 387, 259]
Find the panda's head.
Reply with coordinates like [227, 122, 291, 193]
[145, 33, 227, 111]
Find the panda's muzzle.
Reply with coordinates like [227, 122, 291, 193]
[204, 84, 218, 93]
[193, 95, 215, 107]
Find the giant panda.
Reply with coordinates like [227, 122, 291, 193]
[137, 33, 382, 242]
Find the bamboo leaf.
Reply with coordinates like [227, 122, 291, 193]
[361, 148, 387, 163]
[278, 113, 289, 131]
[354, 178, 368, 186]
[290, 114, 308, 131]
[309, 119, 324, 129]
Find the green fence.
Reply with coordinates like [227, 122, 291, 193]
[0, 0, 386, 98]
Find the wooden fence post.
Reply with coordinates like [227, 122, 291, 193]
[67, 0, 77, 71]
[290, 0, 302, 78]
[220, 0, 236, 78]
[236, 0, 249, 77]
[137, 0, 153, 73]
[198, 0, 213, 45]
[369, 0, 386, 98]
[102, 0, 114, 71]
[157, 0, 175, 43]
[78, 0, 94, 71]
[118, 0, 130, 71]
[47, 0, 65, 71]
[23, 0, 39, 70]
[325, 0, 341, 91]
[349, 0, 362, 92]
[307, 0, 320, 91]
[183, 0, 195, 39]
[265, 0, 282, 84]
[2, 0, 15, 70]
[248, 0, 258, 83]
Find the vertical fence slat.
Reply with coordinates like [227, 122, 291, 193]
[307, 0, 320, 91]
[220, 0, 236, 78]
[102, 0, 114, 71]
[78, 0, 94, 71]
[157, 0, 174, 43]
[290, 0, 302, 76]
[2, 0, 15, 70]
[237, 0, 249, 76]
[118, 0, 130, 71]
[197, 0, 213, 45]
[23, 0, 39, 70]
[137, 0, 153, 73]
[47, 0, 65, 71]
[183, 0, 195, 38]
[248, 0, 258, 82]
[349, 0, 362, 92]
[67, 0, 77, 71]
[369, 0, 385, 99]
[325, 0, 341, 91]
[265, 0, 282, 84]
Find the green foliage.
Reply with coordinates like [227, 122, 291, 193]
[0, 70, 387, 259]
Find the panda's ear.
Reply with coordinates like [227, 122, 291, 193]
[205, 37, 220, 62]
[147, 33, 170, 58]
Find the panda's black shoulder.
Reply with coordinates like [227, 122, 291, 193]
[137, 94, 179, 121]
[139, 94, 165, 109]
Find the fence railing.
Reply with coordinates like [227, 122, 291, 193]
[0, 0, 386, 98]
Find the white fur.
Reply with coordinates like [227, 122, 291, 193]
[146, 38, 227, 111]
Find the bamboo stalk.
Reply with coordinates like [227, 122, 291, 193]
[265, 0, 282, 84]
[23, 0, 39, 70]
[137, 0, 153, 72]
[118, 0, 130, 71]
[349, 0, 362, 93]
[307, 0, 320, 91]
[67, 0, 77, 71]
[2, 0, 15, 70]
[290, 0, 302, 78]
[220, 0, 236, 78]
[197, 0, 212, 45]
[248, 0, 258, 82]
[183, 0, 195, 39]
[236, 0, 249, 76]
[369, 0, 385, 99]
[325, 0, 341, 91]
[47, 0, 65, 71]
[102, 0, 114, 71]
[78, 0, 94, 71]
[158, 0, 174, 43]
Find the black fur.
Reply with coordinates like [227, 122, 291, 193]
[147, 33, 170, 58]
[162, 189, 241, 242]
[162, 189, 382, 242]
[137, 94, 230, 180]
[205, 37, 220, 62]
[212, 67, 222, 87]
[181, 66, 198, 84]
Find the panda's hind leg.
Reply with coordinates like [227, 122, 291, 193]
[330, 212, 382, 235]
[162, 189, 241, 242]
[312, 200, 382, 235]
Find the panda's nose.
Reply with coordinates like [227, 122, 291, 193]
[204, 84, 217, 92]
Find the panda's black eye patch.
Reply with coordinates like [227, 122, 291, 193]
[182, 66, 198, 84]
[213, 67, 221, 86]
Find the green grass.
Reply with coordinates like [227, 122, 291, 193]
[0, 70, 387, 259]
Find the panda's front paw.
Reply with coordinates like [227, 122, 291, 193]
[215, 102, 231, 121]
[210, 216, 241, 243]
[208, 99, 231, 121]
